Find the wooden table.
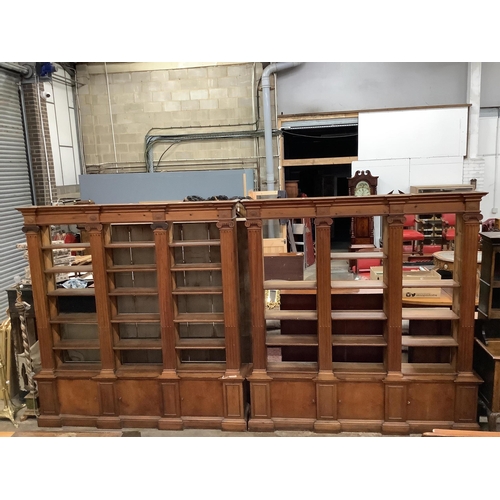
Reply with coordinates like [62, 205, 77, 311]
[433, 250, 482, 301]
[433, 250, 482, 272]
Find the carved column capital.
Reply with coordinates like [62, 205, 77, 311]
[151, 222, 169, 231]
[216, 220, 235, 230]
[83, 223, 103, 233]
[244, 219, 262, 229]
[462, 212, 482, 224]
[314, 217, 333, 227]
[386, 214, 406, 226]
[22, 224, 41, 234]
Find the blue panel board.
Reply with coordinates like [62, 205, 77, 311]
[79, 170, 255, 204]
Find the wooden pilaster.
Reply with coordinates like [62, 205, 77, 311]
[245, 212, 266, 371]
[454, 211, 482, 374]
[314, 216, 334, 374]
[217, 218, 241, 372]
[152, 221, 177, 371]
[383, 214, 404, 375]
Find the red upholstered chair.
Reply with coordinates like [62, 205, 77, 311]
[352, 258, 382, 280]
[441, 213, 456, 250]
[403, 215, 424, 255]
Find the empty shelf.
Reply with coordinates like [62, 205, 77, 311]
[266, 334, 318, 346]
[111, 313, 160, 323]
[50, 313, 97, 324]
[264, 280, 317, 290]
[265, 310, 317, 321]
[174, 313, 225, 323]
[172, 286, 223, 295]
[175, 338, 226, 349]
[331, 310, 386, 320]
[402, 336, 458, 347]
[169, 240, 220, 247]
[402, 308, 458, 320]
[332, 335, 387, 346]
[113, 339, 162, 349]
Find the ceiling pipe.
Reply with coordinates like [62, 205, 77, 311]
[0, 62, 32, 77]
[262, 62, 302, 192]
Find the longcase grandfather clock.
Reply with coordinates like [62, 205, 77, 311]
[348, 170, 378, 245]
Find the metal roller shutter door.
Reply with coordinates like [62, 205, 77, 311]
[0, 69, 33, 320]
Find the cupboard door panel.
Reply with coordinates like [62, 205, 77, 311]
[337, 382, 384, 420]
[270, 381, 316, 419]
[179, 380, 224, 417]
[407, 383, 454, 421]
[58, 379, 99, 416]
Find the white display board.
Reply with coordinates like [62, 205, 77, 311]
[358, 107, 468, 160]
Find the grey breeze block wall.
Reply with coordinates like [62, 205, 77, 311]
[75, 63, 275, 189]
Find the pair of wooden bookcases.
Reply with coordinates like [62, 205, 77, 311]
[18, 191, 484, 434]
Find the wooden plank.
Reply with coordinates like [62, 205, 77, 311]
[169, 240, 221, 247]
[171, 263, 222, 271]
[267, 361, 318, 372]
[105, 241, 156, 248]
[113, 339, 162, 349]
[106, 264, 157, 272]
[175, 338, 226, 349]
[331, 252, 386, 260]
[174, 313, 225, 323]
[331, 335, 387, 346]
[41, 243, 91, 249]
[331, 280, 386, 289]
[402, 336, 458, 347]
[108, 287, 158, 296]
[423, 429, 500, 437]
[402, 363, 455, 375]
[50, 313, 97, 324]
[402, 308, 458, 320]
[264, 280, 316, 290]
[265, 310, 317, 321]
[282, 156, 358, 167]
[331, 310, 386, 320]
[111, 313, 161, 323]
[47, 288, 95, 296]
[172, 286, 223, 295]
[53, 340, 100, 349]
[266, 334, 318, 346]
[44, 265, 93, 273]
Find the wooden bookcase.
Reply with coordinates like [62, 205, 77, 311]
[241, 191, 485, 434]
[18, 201, 250, 431]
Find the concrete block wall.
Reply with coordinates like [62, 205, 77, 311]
[75, 62, 274, 185]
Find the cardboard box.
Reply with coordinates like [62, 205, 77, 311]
[370, 266, 384, 281]
[369, 267, 441, 297]
[403, 269, 441, 298]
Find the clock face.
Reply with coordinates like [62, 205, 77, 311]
[354, 180, 371, 196]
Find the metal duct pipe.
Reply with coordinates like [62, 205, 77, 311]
[0, 62, 31, 77]
[262, 62, 302, 192]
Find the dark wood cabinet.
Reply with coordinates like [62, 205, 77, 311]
[478, 232, 500, 319]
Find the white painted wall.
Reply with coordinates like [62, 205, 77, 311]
[479, 110, 500, 219]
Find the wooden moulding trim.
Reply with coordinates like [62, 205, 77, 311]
[277, 104, 469, 125]
[270, 418, 316, 431]
[16, 201, 242, 226]
[115, 366, 162, 378]
[282, 156, 358, 167]
[17, 192, 485, 225]
[181, 417, 225, 429]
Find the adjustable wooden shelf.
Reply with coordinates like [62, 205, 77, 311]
[241, 191, 485, 434]
[18, 201, 250, 431]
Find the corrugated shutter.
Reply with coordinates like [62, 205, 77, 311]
[0, 69, 33, 320]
